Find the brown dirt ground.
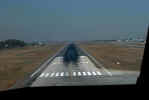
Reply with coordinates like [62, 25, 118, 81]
[79, 43, 144, 71]
[0, 44, 64, 91]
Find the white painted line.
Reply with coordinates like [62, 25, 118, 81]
[73, 72, 76, 76]
[102, 68, 112, 76]
[79, 56, 86, 58]
[51, 62, 61, 65]
[60, 72, 64, 76]
[82, 72, 87, 76]
[96, 62, 113, 76]
[79, 62, 89, 64]
[45, 73, 49, 77]
[92, 72, 97, 76]
[65, 72, 69, 76]
[30, 57, 55, 77]
[87, 72, 92, 76]
[96, 71, 102, 75]
[78, 72, 81, 76]
[39, 73, 45, 77]
[81, 48, 113, 76]
[81, 62, 88, 64]
[50, 72, 55, 77]
[31, 68, 42, 77]
[55, 72, 59, 77]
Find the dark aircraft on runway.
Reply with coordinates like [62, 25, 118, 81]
[63, 43, 79, 64]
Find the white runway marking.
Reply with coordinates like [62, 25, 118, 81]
[78, 72, 81, 76]
[87, 72, 92, 76]
[31, 67, 43, 77]
[82, 72, 87, 76]
[55, 72, 59, 77]
[45, 73, 49, 77]
[39, 73, 45, 77]
[51, 62, 61, 65]
[39, 71, 103, 78]
[92, 72, 97, 76]
[79, 56, 86, 58]
[103, 69, 112, 76]
[96, 71, 102, 75]
[73, 72, 77, 76]
[60, 72, 64, 76]
[50, 72, 55, 77]
[79, 62, 88, 64]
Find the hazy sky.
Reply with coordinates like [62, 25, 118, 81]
[0, 0, 148, 42]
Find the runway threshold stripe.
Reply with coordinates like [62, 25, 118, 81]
[82, 72, 87, 76]
[39, 71, 102, 78]
[39, 73, 44, 77]
[78, 72, 81, 76]
[45, 73, 49, 77]
[87, 72, 92, 76]
[50, 72, 55, 77]
[96, 71, 102, 75]
[73, 72, 77, 76]
[92, 72, 97, 76]
[60, 72, 64, 76]
[55, 72, 59, 77]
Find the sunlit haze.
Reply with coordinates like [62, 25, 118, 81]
[0, 0, 148, 42]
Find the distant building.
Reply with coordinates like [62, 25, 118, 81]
[117, 40, 121, 42]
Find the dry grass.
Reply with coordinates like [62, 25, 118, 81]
[0, 44, 64, 91]
[79, 43, 144, 71]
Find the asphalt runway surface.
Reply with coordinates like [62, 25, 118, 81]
[30, 55, 115, 86]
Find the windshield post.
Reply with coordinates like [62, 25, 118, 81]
[136, 25, 149, 86]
